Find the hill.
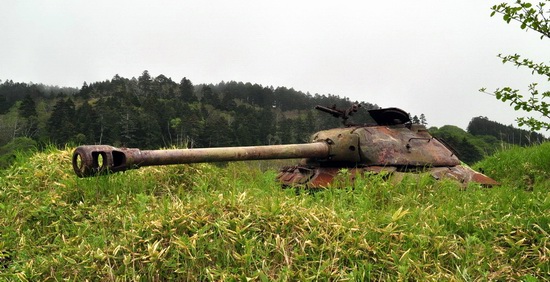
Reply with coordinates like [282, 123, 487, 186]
[0, 143, 548, 280]
[468, 116, 546, 146]
[0, 73, 378, 150]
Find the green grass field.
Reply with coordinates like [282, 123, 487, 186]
[1, 143, 549, 281]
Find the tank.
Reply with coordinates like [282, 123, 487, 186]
[72, 104, 498, 188]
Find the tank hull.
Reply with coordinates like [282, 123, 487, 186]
[276, 164, 499, 188]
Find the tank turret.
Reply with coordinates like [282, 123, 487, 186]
[72, 104, 498, 187]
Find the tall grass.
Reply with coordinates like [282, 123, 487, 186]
[0, 144, 548, 281]
[474, 141, 550, 190]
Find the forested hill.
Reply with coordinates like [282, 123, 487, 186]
[0, 71, 379, 150]
[0, 71, 546, 168]
[427, 116, 547, 164]
[467, 116, 546, 146]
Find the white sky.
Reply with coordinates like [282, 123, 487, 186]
[1, 0, 549, 132]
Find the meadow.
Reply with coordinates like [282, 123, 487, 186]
[0, 143, 549, 281]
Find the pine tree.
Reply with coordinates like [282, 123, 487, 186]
[138, 70, 152, 97]
[179, 77, 197, 103]
[47, 98, 76, 144]
[18, 95, 37, 118]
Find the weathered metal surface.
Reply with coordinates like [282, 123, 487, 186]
[429, 165, 500, 186]
[276, 165, 499, 188]
[73, 143, 330, 177]
[356, 126, 461, 167]
[276, 166, 358, 188]
[311, 127, 362, 163]
[276, 166, 315, 186]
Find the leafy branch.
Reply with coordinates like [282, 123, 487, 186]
[491, 1, 550, 39]
[482, 0, 550, 132]
[481, 83, 550, 131]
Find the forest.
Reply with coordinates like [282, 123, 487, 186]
[0, 70, 547, 168]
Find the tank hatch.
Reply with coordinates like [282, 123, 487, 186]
[368, 108, 411, 125]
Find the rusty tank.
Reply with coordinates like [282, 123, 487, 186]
[72, 104, 498, 187]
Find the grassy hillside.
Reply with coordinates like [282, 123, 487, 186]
[474, 142, 550, 191]
[0, 145, 548, 281]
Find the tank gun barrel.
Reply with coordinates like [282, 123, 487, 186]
[73, 143, 331, 177]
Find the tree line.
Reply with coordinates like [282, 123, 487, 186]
[0, 71, 377, 151]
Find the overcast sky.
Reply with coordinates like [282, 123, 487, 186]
[1, 0, 548, 132]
